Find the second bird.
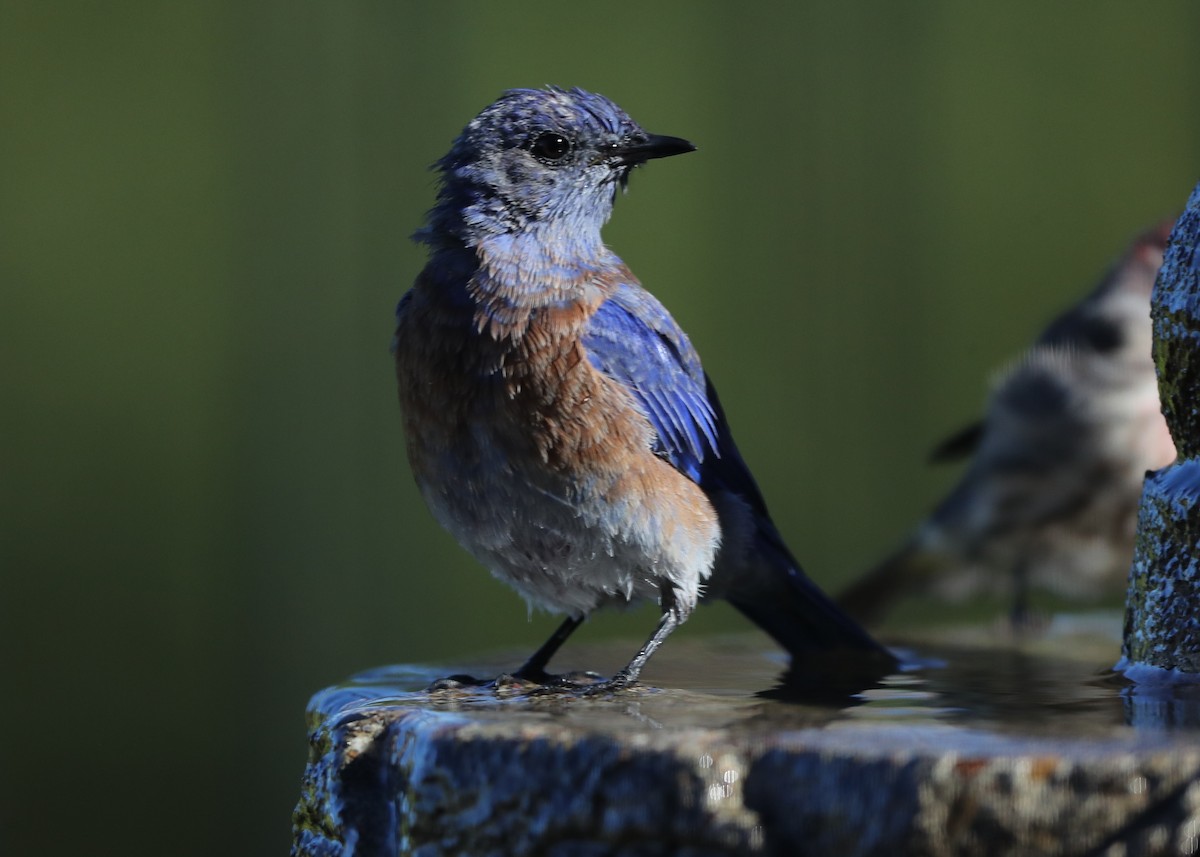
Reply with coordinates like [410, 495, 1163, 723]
[838, 222, 1176, 626]
[393, 87, 894, 690]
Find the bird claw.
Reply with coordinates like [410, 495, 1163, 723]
[426, 669, 612, 695]
[424, 673, 491, 692]
[513, 668, 600, 686]
[579, 672, 634, 697]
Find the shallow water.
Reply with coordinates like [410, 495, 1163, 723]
[309, 611, 1200, 754]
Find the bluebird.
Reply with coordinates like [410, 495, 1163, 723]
[838, 221, 1176, 627]
[394, 86, 894, 690]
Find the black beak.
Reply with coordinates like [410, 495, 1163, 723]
[609, 134, 696, 166]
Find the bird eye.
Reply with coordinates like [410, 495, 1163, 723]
[528, 132, 572, 162]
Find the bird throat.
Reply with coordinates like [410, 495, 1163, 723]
[466, 228, 614, 340]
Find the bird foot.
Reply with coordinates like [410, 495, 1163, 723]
[578, 672, 636, 697]
[425, 670, 609, 695]
[511, 669, 608, 691]
[424, 673, 492, 692]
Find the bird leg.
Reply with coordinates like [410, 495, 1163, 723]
[426, 615, 586, 692]
[513, 614, 586, 684]
[591, 585, 688, 693]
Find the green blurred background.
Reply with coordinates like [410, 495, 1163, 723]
[4, 2, 1199, 854]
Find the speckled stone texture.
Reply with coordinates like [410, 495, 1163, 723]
[1123, 182, 1200, 674]
[290, 649, 1200, 857]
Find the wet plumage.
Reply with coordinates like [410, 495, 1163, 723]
[394, 87, 892, 687]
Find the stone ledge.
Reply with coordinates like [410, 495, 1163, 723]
[291, 631, 1200, 857]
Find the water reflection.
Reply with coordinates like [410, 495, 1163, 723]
[1116, 664, 1200, 730]
[1121, 685, 1200, 730]
[307, 616, 1200, 743]
[873, 641, 1126, 735]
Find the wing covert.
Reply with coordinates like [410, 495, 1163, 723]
[582, 286, 718, 483]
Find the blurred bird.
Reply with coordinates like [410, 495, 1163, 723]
[393, 87, 894, 690]
[838, 221, 1176, 626]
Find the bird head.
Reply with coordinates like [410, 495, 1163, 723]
[418, 87, 694, 247]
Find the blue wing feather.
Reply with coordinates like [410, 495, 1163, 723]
[582, 285, 719, 483]
[582, 285, 893, 664]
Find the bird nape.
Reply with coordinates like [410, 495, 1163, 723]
[394, 86, 895, 693]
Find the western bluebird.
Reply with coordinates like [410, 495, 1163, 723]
[394, 86, 894, 690]
[839, 221, 1176, 627]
